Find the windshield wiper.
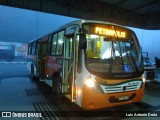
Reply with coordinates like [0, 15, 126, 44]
[108, 41, 114, 72]
[109, 26, 125, 72]
[128, 51, 138, 72]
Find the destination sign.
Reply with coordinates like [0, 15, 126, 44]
[95, 27, 126, 38]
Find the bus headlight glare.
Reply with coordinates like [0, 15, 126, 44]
[142, 77, 146, 83]
[86, 77, 95, 88]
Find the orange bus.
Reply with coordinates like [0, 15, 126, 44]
[27, 20, 145, 109]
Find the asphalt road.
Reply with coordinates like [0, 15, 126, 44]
[0, 62, 160, 120]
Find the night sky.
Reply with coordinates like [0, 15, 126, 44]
[0, 5, 78, 43]
[0, 5, 160, 58]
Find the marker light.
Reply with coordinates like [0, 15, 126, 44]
[85, 77, 95, 88]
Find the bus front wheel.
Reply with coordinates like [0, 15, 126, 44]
[52, 74, 63, 102]
[31, 65, 36, 80]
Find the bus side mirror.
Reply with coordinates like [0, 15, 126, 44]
[79, 33, 87, 49]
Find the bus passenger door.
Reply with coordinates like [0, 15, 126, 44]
[63, 36, 76, 101]
[37, 42, 47, 79]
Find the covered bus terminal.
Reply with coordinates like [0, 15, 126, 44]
[0, 0, 160, 120]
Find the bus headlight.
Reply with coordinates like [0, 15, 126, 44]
[85, 77, 104, 93]
[85, 77, 95, 88]
[142, 77, 146, 83]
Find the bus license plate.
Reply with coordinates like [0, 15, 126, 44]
[119, 96, 129, 101]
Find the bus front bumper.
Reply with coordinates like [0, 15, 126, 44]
[81, 84, 145, 110]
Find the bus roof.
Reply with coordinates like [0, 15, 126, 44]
[29, 19, 132, 43]
[57, 19, 129, 31]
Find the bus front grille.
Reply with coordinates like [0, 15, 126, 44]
[100, 80, 143, 94]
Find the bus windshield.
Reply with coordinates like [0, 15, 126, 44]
[83, 23, 143, 79]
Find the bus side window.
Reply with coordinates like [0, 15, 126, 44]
[51, 34, 57, 55]
[31, 42, 36, 55]
[28, 43, 31, 55]
[43, 43, 48, 57]
[56, 31, 64, 55]
[35, 42, 38, 55]
[47, 35, 52, 55]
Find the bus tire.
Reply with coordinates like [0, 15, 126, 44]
[31, 65, 36, 80]
[52, 74, 63, 102]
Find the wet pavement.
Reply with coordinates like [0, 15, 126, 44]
[0, 62, 160, 120]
